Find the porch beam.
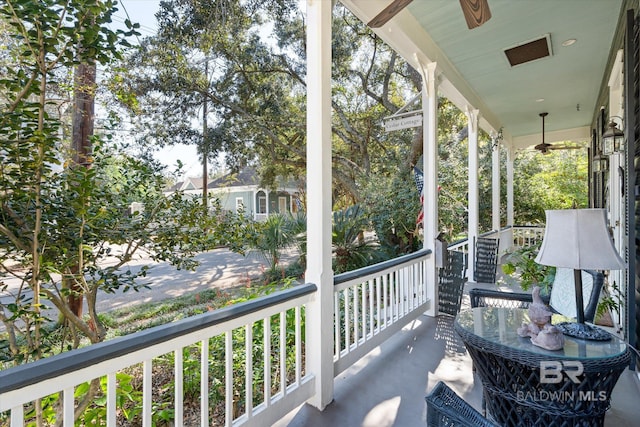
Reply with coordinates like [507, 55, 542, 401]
[466, 107, 480, 281]
[305, 0, 334, 410]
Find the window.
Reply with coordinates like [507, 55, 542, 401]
[258, 195, 267, 214]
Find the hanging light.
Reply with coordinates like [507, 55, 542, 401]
[592, 154, 608, 172]
[602, 120, 624, 155]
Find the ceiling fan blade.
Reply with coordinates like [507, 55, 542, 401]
[459, 0, 492, 29]
[368, 0, 414, 28]
[549, 145, 582, 150]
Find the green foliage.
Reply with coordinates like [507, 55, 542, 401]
[500, 242, 555, 294]
[250, 214, 295, 272]
[77, 374, 142, 425]
[513, 149, 588, 224]
[362, 168, 421, 257]
[332, 205, 380, 273]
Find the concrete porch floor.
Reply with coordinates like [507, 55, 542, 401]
[275, 285, 640, 427]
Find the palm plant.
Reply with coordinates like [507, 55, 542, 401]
[252, 214, 296, 272]
[332, 205, 379, 274]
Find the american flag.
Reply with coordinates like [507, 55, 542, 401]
[413, 166, 424, 224]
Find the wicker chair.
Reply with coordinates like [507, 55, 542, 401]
[473, 237, 500, 283]
[438, 250, 468, 316]
[469, 268, 604, 323]
[426, 381, 498, 427]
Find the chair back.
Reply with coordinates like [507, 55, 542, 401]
[426, 381, 499, 427]
[548, 268, 604, 322]
[474, 237, 500, 283]
[438, 250, 467, 316]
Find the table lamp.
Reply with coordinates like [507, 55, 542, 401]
[535, 209, 624, 341]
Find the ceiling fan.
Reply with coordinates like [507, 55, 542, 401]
[533, 112, 582, 154]
[368, 0, 492, 29]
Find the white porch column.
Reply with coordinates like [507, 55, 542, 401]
[305, 0, 333, 410]
[417, 60, 438, 317]
[506, 146, 514, 227]
[265, 189, 270, 217]
[491, 141, 500, 232]
[466, 107, 480, 282]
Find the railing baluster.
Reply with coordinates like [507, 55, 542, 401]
[334, 291, 341, 358]
[391, 272, 396, 324]
[353, 283, 359, 347]
[10, 405, 23, 427]
[280, 311, 286, 396]
[225, 331, 233, 427]
[344, 289, 350, 354]
[143, 360, 152, 427]
[375, 276, 381, 333]
[399, 267, 405, 317]
[368, 279, 374, 338]
[264, 317, 272, 406]
[245, 323, 253, 418]
[63, 387, 73, 426]
[361, 282, 366, 342]
[174, 349, 184, 427]
[295, 306, 302, 384]
[107, 372, 116, 427]
[201, 339, 209, 427]
[382, 273, 388, 328]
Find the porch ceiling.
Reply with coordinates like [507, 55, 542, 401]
[340, 0, 625, 150]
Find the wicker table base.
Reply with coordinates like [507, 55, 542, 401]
[455, 307, 631, 427]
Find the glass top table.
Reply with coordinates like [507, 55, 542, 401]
[454, 307, 631, 427]
[455, 306, 629, 361]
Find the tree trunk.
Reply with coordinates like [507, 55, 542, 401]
[66, 62, 96, 318]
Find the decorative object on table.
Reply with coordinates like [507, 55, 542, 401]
[530, 323, 565, 350]
[528, 286, 552, 328]
[517, 320, 540, 338]
[513, 285, 564, 350]
[535, 209, 625, 341]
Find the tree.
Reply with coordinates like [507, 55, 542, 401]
[513, 148, 588, 224]
[0, 0, 254, 382]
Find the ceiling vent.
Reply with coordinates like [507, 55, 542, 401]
[504, 35, 552, 67]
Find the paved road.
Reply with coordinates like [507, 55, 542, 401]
[1, 247, 299, 319]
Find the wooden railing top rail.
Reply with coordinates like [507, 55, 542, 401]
[0, 282, 317, 396]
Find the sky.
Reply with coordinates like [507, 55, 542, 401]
[109, 0, 203, 178]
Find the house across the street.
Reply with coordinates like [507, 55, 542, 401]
[165, 166, 302, 221]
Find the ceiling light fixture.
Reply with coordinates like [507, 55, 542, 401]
[562, 38, 577, 47]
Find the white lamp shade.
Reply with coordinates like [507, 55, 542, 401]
[535, 209, 624, 270]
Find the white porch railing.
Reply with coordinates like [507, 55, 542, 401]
[446, 225, 544, 255]
[511, 225, 545, 248]
[0, 250, 433, 426]
[0, 284, 316, 427]
[333, 250, 431, 375]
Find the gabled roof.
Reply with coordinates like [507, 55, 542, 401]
[207, 166, 301, 192]
[166, 177, 205, 192]
[207, 166, 259, 189]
